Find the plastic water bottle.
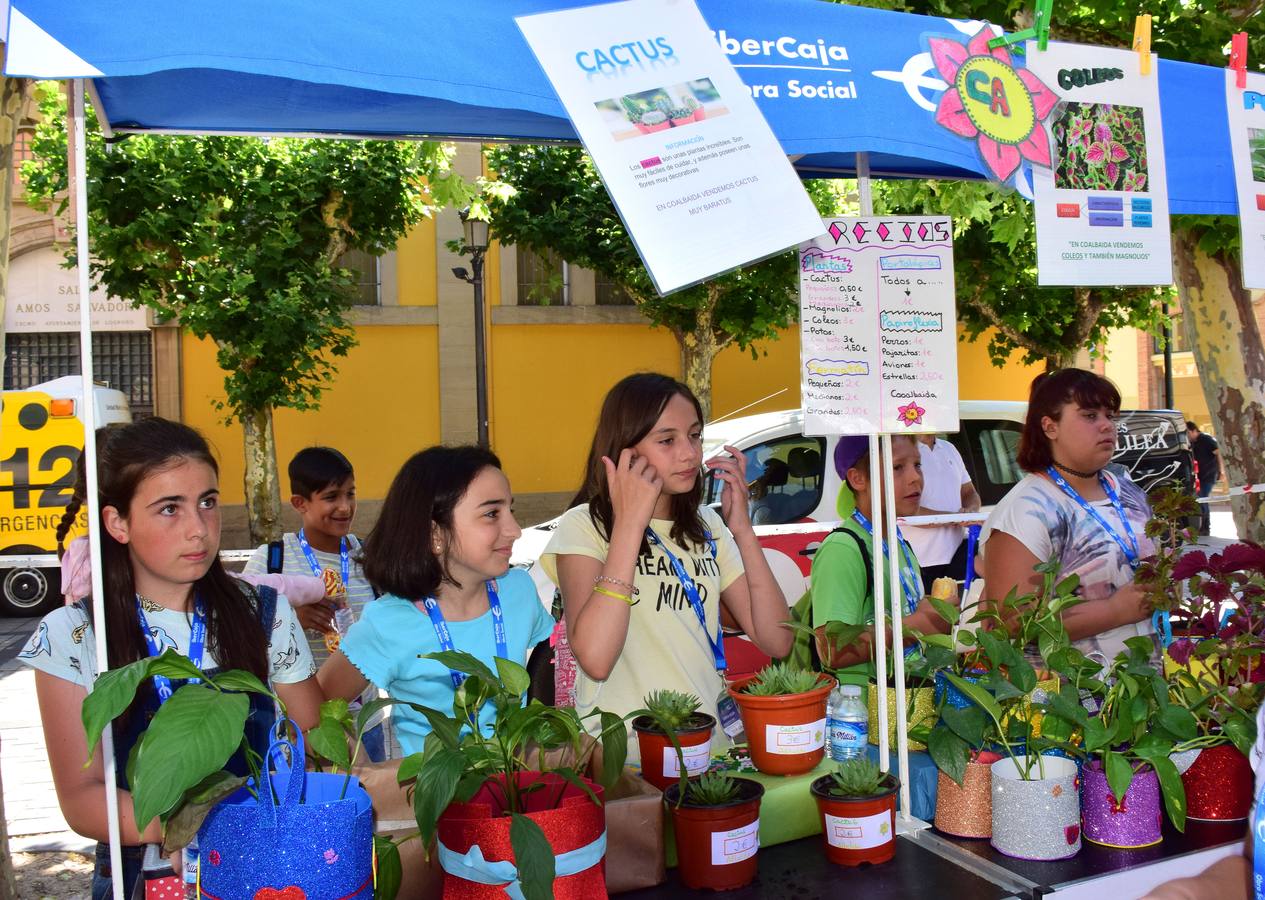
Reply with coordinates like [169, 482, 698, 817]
[828, 684, 868, 761]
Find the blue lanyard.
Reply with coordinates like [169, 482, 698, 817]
[1255, 775, 1265, 900]
[421, 581, 508, 690]
[1045, 467, 1140, 570]
[297, 529, 350, 589]
[850, 510, 921, 618]
[644, 528, 727, 673]
[136, 595, 205, 704]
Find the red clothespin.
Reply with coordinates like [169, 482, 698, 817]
[1133, 15, 1152, 77]
[1230, 32, 1248, 89]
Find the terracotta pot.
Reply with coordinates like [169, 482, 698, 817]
[664, 778, 764, 891]
[810, 772, 899, 866]
[437, 772, 606, 897]
[990, 755, 1082, 861]
[934, 752, 999, 839]
[866, 684, 937, 751]
[1178, 744, 1253, 821]
[632, 712, 716, 791]
[1081, 760, 1162, 849]
[633, 121, 653, 134]
[692, 108, 706, 122]
[670, 115, 693, 127]
[727, 673, 835, 776]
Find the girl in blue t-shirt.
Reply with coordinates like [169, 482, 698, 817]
[318, 445, 553, 754]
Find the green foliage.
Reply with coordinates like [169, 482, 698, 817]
[827, 757, 886, 798]
[1134, 485, 1200, 613]
[23, 81, 469, 424]
[742, 661, 823, 696]
[398, 650, 634, 900]
[643, 690, 703, 732]
[685, 771, 741, 806]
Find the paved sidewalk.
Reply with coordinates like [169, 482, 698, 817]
[0, 614, 91, 854]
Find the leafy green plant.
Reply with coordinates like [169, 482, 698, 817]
[742, 661, 822, 696]
[1053, 102, 1149, 192]
[643, 690, 703, 732]
[1134, 484, 1201, 614]
[684, 772, 740, 806]
[827, 757, 887, 799]
[402, 650, 633, 900]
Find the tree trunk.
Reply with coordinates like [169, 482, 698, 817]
[1172, 226, 1265, 543]
[678, 284, 723, 420]
[241, 404, 283, 545]
[0, 67, 32, 387]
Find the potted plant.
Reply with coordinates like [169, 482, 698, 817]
[669, 106, 694, 127]
[403, 650, 631, 899]
[620, 95, 651, 134]
[632, 689, 716, 790]
[81, 650, 384, 899]
[663, 772, 764, 891]
[939, 559, 1088, 860]
[868, 649, 940, 752]
[728, 661, 835, 776]
[809, 756, 900, 866]
[687, 97, 706, 121]
[640, 109, 670, 133]
[1043, 637, 1190, 849]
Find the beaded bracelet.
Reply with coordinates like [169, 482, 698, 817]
[592, 585, 635, 605]
[595, 574, 638, 596]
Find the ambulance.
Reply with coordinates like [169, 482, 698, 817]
[0, 377, 131, 616]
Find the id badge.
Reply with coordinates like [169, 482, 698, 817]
[717, 689, 745, 742]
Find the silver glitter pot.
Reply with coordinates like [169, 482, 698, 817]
[990, 756, 1082, 860]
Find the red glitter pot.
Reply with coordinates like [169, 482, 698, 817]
[1181, 745, 1253, 821]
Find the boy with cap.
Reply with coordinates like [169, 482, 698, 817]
[798, 434, 957, 684]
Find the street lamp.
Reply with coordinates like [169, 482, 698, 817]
[453, 207, 491, 448]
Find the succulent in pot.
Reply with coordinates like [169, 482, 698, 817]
[810, 757, 900, 866]
[663, 772, 764, 891]
[728, 661, 835, 776]
[632, 689, 716, 790]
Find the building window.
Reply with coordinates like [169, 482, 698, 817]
[335, 248, 380, 306]
[4, 331, 154, 418]
[1152, 317, 1188, 354]
[595, 270, 635, 306]
[12, 128, 33, 190]
[516, 247, 568, 306]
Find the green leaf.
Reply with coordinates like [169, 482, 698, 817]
[1223, 713, 1256, 757]
[551, 766, 600, 806]
[320, 697, 352, 727]
[413, 747, 466, 850]
[131, 686, 250, 830]
[928, 726, 969, 787]
[942, 673, 1004, 728]
[306, 718, 352, 770]
[1158, 705, 1198, 741]
[396, 752, 424, 785]
[597, 711, 629, 789]
[1149, 756, 1187, 833]
[495, 658, 531, 699]
[927, 597, 960, 628]
[210, 669, 273, 697]
[404, 704, 462, 750]
[510, 813, 557, 900]
[81, 658, 157, 758]
[939, 704, 988, 747]
[1104, 751, 1134, 805]
[374, 835, 403, 900]
[161, 771, 246, 853]
[355, 697, 398, 738]
[424, 651, 499, 687]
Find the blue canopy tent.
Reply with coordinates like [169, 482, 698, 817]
[5, 0, 1245, 890]
[7, 0, 1240, 213]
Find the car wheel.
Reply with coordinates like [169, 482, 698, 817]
[0, 566, 62, 617]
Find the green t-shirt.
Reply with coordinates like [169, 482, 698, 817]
[807, 517, 922, 686]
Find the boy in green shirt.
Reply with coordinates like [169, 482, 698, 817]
[805, 434, 957, 684]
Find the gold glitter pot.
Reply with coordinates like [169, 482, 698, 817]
[867, 685, 937, 751]
[934, 759, 992, 838]
[990, 755, 1082, 861]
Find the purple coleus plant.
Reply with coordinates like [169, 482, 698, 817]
[1054, 102, 1148, 192]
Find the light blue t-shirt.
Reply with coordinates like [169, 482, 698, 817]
[339, 566, 553, 755]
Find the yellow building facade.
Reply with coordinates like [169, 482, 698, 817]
[177, 147, 1043, 539]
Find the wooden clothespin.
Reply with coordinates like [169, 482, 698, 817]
[1133, 15, 1152, 76]
[988, 0, 1054, 56]
[1230, 32, 1248, 89]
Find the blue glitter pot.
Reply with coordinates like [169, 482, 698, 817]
[990, 755, 1082, 861]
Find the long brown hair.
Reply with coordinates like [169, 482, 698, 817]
[570, 373, 708, 551]
[56, 419, 269, 679]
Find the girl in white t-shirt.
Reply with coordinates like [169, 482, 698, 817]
[542, 373, 792, 754]
[981, 368, 1156, 663]
[18, 418, 322, 900]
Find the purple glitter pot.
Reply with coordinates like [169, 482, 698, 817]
[990, 755, 1082, 861]
[1081, 760, 1162, 849]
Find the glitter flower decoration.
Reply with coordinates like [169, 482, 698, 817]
[896, 401, 926, 427]
[928, 26, 1060, 181]
[208, 850, 221, 866]
[323, 849, 339, 865]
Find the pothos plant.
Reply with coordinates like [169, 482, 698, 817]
[400, 651, 640, 900]
[931, 559, 1088, 783]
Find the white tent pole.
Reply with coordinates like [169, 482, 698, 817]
[881, 434, 912, 820]
[72, 78, 124, 898]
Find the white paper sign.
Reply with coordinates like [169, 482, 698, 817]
[764, 717, 826, 754]
[662, 740, 712, 777]
[1027, 42, 1172, 285]
[799, 217, 958, 437]
[5, 247, 147, 333]
[516, 0, 824, 295]
[823, 810, 893, 850]
[710, 820, 759, 865]
[1226, 71, 1265, 289]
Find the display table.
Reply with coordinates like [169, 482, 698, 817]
[623, 833, 1018, 899]
[911, 818, 1246, 898]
